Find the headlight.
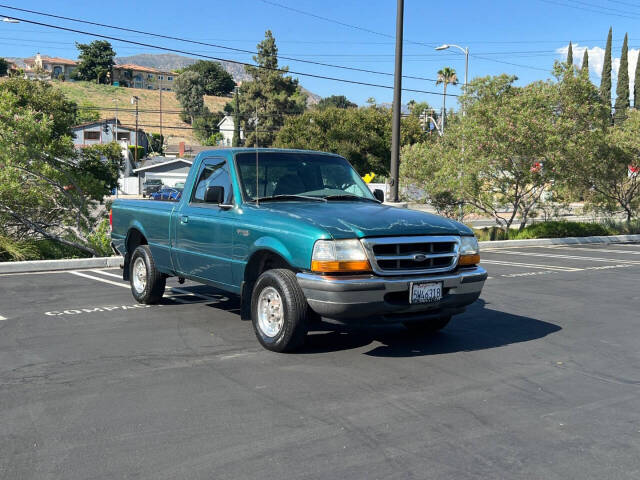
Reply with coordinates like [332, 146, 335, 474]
[311, 239, 371, 273]
[459, 236, 480, 266]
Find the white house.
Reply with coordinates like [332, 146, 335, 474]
[217, 116, 244, 146]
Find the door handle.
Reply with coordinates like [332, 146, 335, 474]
[180, 215, 189, 224]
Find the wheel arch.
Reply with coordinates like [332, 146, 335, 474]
[240, 248, 294, 320]
[122, 226, 148, 281]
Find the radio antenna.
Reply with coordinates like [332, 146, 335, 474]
[255, 106, 259, 207]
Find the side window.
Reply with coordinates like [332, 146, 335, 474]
[191, 159, 233, 204]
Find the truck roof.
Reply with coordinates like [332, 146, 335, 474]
[194, 148, 343, 159]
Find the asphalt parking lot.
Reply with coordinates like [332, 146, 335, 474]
[1, 243, 640, 479]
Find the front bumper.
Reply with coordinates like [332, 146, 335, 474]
[296, 266, 487, 322]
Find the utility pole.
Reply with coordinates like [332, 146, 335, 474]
[159, 74, 163, 142]
[389, 0, 404, 204]
[113, 98, 118, 143]
[131, 96, 139, 164]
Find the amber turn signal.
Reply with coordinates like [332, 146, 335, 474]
[311, 260, 371, 273]
[458, 254, 480, 266]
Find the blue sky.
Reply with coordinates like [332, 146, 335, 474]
[1, 0, 638, 107]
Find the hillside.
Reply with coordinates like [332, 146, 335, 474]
[52, 81, 230, 144]
[116, 53, 320, 105]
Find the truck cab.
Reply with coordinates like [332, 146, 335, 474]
[111, 148, 486, 352]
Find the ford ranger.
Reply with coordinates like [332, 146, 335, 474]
[110, 148, 486, 352]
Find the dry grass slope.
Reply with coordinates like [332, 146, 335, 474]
[52, 81, 230, 144]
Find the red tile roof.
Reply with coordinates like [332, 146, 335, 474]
[25, 56, 77, 66]
[114, 63, 169, 74]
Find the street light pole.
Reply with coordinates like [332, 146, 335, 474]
[389, 0, 404, 204]
[435, 43, 469, 221]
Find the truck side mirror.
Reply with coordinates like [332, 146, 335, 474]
[373, 189, 384, 202]
[205, 186, 225, 204]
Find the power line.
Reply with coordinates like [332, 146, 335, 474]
[1, 13, 457, 97]
[0, 4, 440, 83]
[257, 0, 437, 48]
[538, 0, 640, 19]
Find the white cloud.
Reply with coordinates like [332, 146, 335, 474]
[556, 43, 640, 96]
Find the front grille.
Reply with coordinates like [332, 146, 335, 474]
[361, 236, 460, 275]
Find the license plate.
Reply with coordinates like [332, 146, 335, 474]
[410, 282, 443, 304]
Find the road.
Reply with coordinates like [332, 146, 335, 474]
[1, 243, 640, 479]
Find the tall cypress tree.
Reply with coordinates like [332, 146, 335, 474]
[600, 27, 613, 119]
[581, 49, 589, 75]
[567, 41, 573, 66]
[614, 33, 630, 123]
[634, 52, 640, 109]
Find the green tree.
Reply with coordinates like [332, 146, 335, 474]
[600, 27, 613, 118]
[567, 41, 574, 65]
[0, 78, 122, 256]
[174, 70, 205, 124]
[436, 67, 458, 130]
[569, 109, 640, 221]
[614, 33, 630, 123]
[72, 40, 116, 84]
[316, 95, 357, 110]
[192, 109, 224, 144]
[0, 58, 9, 77]
[232, 30, 307, 147]
[274, 105, 425, 175]
[581, 49, 589, 76]
[182, 60, 235, 96]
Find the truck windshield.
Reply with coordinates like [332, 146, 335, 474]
[235, 152, 376, 202]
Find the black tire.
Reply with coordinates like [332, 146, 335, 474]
[251, 269, 308, 352]
[129, 245, 166, 304]
[403, 315, 452, 334]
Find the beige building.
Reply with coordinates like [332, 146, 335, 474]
[24, 53, 77, 80]
[112, 64, 176, 91]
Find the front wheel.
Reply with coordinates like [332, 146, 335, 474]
[403, 315, 452, 334]
[129, 245, 166, 304]
[251, 269, 308, 352]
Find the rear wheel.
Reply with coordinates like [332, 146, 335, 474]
[403, 315, 452, 334]
[251, 269, 308, 352]
[129, 245, 166, 304]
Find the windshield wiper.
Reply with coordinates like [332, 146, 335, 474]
[250, 194, 326, 203]
[323, 194, 380, 203]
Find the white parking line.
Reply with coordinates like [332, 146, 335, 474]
[494, 250, 640, 265]
[0, 314, 6, 321]
[530, 245, 640, 255]
[89, 270, 228, 303]
[70, 271, 190, 304]
[481, 259, 583, 271]
[70, 270, 130, 288]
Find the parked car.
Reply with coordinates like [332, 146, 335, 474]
[150, 187, 182, 201]
[110, 149, 486, 352]
[142, 179, 163, 198]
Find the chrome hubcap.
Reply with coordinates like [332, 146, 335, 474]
[257, 286, 284, 338]
[132, 257, 147, 293]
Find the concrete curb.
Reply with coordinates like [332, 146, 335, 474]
[0, 234, 638, 273]
[0, 256, 123, 274]
[479, 234, 640, 249]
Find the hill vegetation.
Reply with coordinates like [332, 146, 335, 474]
[51, 81, 229, 144]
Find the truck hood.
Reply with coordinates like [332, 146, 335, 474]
[254, 202, 473, 239]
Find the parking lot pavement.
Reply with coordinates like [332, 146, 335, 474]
[1, 243, 640, 479]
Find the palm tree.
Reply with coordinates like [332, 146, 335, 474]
[436, 67, 458, 131]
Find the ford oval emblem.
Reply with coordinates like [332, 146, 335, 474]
[413, 253, 427, 262]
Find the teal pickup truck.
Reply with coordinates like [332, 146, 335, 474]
[110, 148, 486, 352]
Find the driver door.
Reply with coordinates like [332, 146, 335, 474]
[173, 157, 236, 288]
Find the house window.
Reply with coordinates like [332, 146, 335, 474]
[84, 131, 100, 140]
[158, 75, 164, 80]
[167, 76, 173, 81]
[147, 74, 154, 80]
[116, 132, 130, 141]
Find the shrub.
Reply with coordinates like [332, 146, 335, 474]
[128, 145, 145, 161]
